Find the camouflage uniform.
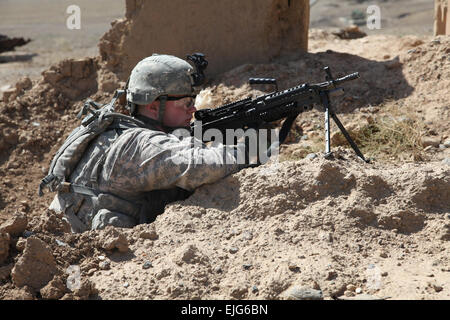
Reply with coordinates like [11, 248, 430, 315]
[49, 54, 249, 232]
[49, 122, 248, 233]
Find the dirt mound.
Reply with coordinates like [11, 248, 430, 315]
[0, 149, 448, 300]
[0, 56, 123, 222]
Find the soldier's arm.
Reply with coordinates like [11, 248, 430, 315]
[110, 129, 248, 192]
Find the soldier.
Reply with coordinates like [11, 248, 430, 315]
[48, 54, 250, 233]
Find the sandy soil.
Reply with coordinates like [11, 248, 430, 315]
[0, 0, 435, 92]
[310, 0, 434, 36]
[0, 0, 124, 90]
[0, 0, 449, 301]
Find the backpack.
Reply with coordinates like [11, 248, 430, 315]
[38, 90, 148, 197]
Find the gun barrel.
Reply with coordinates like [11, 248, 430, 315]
[334, 72, 360, 85]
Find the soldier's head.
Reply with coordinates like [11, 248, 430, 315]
[126, 54, 197, 129]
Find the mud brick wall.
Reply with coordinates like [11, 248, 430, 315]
[435, 0, 449, 35]
[99, 0, 309, 79]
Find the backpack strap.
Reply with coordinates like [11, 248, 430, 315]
[58, 181, 100, 197]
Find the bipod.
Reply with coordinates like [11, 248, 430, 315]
[321, 67, 369, 163]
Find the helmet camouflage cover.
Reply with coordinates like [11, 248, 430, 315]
[126, 54, 195, 105]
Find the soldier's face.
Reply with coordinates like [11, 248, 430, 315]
[163, 96, 197, 128]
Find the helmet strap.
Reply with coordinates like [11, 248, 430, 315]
[158, 95, 167, 123]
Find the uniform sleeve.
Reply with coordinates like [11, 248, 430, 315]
[104, 128, 249, 192]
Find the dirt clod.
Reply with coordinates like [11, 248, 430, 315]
[11, 237, 58, 291]
[96, 227, 129, 253]
[0, 212, 28, 237]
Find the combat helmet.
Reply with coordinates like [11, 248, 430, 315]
[126, 53, 207, 122]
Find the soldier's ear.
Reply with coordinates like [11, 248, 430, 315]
[138, 101, 160, 119]
[147, 101, 159, 113]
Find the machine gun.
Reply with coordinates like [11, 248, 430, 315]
[191, 67, 368, 163]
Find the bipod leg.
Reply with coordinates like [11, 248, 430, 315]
[279, 115, 298, 145]
[330, 112, 369, 163]
[321, 92, 333, 159]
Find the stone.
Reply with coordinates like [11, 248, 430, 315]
[15, 238, 26, 251]
[344, 290, 355, 297]
[87, 268, 97, 276]
[42, 70, 63, 84]
[229, 247, 239, 254]
[11, 237, 58, 291]
[443, 139, 450, 148]
[99, 261, 111, 270]
[139, 226, 158, 240]
[175, 244, 207, 265]
[347, 284, 356, 292]
[433, 284, 443, 292]
[288, 263, 300, 273]
[326, 270, 338, 281]
[23, 230, 34, 238]
[143, 261, 152, 269]
[442, 158, 450, 166]
[0, 212, 28, 236]
[305, 153, 317, 160]
[243, 263, 253, 270]
[282, 286, 323, 300]
[229, 284, 248, 299]
[40, 276, 67, 300]
[242, 231, 253, 240]
[15, 77, 32, 92]
[2, 88, 17, 103]
[355, 287, 362, 294]
[72, 279, 97, 299]
[71, 59, 94, 79]
[96, 227, 129, 253]
[421, 136, 441, 148]
[55, 239, 68, 247]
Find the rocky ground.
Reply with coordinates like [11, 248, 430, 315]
[0, 0, 449, 301]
